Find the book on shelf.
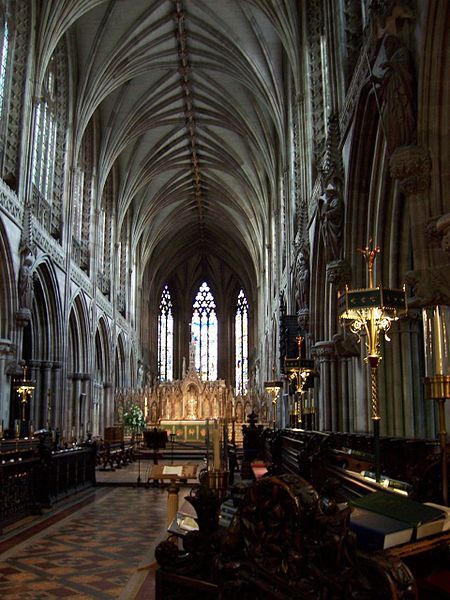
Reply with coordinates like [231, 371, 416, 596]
[349, 491, 446, 540]
[349, 506, 414, 550]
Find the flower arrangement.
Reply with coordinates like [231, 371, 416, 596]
[122, 404, 146, 435]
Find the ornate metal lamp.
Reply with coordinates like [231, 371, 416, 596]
[284, 336, 315, 428]
[264, 372, 283, 429]
[338, 243, 407, 482]
[422, 305, 450, 505]
[16, 365, 35, 433]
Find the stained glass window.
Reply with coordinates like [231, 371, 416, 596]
[235, 289, 249, 395]
[191, 282, 217, 380]
[158, 285, 173, 381]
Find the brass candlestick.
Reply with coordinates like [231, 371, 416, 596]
[284, 337, 315, 428]
[338, 243, 407, 482]
[423, 305, 450, 505]
[16, 366, 35, 428]
[264, 372, 283, 429]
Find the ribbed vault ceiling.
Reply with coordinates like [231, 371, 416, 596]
[47, 0, 299, 293]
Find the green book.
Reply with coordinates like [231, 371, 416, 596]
[349, 492, 445, 530]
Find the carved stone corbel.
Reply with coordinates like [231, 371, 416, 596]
[389, 145, 431, 197]
[326, 259, 352, 289]
[404, 266, 450, 307]
[436, 212, 450, 255]
[16, 307, 31, 327]
[297, 307, 309, 331]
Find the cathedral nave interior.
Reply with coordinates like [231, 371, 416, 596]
[0, 1, 449, 598]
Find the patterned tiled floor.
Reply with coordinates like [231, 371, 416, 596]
[0, 486, 171, 599]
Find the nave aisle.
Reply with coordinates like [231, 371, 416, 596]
[0, 484, 171, 599]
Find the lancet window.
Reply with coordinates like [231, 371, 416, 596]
[158, 285, 174, 381]
[235, 289, 249, 395]
[31, 60, 58, 205]
[191, 282, 217, 381]
[30, 40, 68, 239]
[0, 14, 9, 121]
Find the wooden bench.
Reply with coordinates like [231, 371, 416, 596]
[97, 442, 134, 470]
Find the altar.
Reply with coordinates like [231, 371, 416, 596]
[160, 420, 207, 443]
[115, 341, 271, 443]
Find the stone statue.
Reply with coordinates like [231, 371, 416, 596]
[318, 179, 344, 263]
[377, 35, 416, 155]
[294, 249, 310, 309]
[186, 391, 197, 419]
[18, 253, 34, 310]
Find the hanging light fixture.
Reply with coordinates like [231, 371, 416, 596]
[338, 242, 407, 482]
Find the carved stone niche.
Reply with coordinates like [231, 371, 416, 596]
[326, 259, 351, 289]
[389, 145, 431, 197]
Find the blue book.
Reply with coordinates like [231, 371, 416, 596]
[350, 506, 414, 550]
[349, 491, 445, 529]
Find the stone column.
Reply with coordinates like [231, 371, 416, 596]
[71, 373, 83, 440]
[103, 381, 113, 434]
[41, 361, 53, 429]
[28, 359, 41, 428]
[0, 339, 15, 430]
[313, 341, 337, 431]
[51, 362, 62, 431]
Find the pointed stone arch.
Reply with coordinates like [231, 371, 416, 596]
[93, 316, 112, 434]
[115, 332, 126, 390]
[26, 258, 63, 429]
[66, 293, 90, 441]
[0, 215, 16, 428]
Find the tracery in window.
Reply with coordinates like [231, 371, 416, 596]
[158, 285, 173, 381]
[235, 289, 249, 395]
[191, 282, 217, 381]
[0, 16, 9, 120]
[31, 58, 58, 202]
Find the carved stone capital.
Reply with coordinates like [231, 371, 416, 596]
[326, 259, 351, 289]
[0, 338, 15, 357]
[312, 341, 336, 360]
[389, 145, 431, 196]
[5, 361, 24, 376]
[404, 265, 450, 307]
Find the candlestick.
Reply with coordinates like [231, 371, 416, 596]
[212, 420, 221, 470]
